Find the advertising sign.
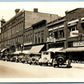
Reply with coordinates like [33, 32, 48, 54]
[73, 41, 84, 47]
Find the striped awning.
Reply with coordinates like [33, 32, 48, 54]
[29, 45, 44, 53]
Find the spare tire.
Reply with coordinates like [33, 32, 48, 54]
[57, 56, 65, 65]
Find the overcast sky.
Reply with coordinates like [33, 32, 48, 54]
[0, 2, 84, 21]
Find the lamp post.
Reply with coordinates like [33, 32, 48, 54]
[21, 44, 23, 53]
[16, 31, 19, 51]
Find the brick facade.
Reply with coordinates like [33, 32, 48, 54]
[65, 8, 84, 47]
[48, 8, 84, 49]
[1, 8, 84, 51]
[0, 11, 25, 50]
[25, 10, 59, 29]
[47, 17, 66, 49]
[0, 9, 59, 50]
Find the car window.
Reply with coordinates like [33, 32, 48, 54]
[43, 52, 49, 55]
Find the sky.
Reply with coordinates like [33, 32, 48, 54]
[0, 1, 84, 21]
[0, 82, 84, 84]
[0, 0, 84, 1]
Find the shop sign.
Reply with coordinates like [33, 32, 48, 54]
[24, 42, 32, 46]
[47, 37, 56, 43]
[73, 41, 84, 47]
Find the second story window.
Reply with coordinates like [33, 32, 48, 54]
[59, 30, 64, 38]
[38, 32, 40, 43]
[71, 26, 78, 31]
[70, 26, 79, 37]
[35, 33, 37, 44]
[54, 31, 58, 39]
[41, 31, 44, 43]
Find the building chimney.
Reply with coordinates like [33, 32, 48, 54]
[34, 8, 38, 12]
[1, 18, 6, 26]
[65, 10, 69, 15]
[15, 9, 20, 15]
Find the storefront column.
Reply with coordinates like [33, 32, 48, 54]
[64, 20, 68, 49]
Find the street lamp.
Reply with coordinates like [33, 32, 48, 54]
[16, 31, 19, 51]
[16, 31, 19, 43]
[21, 44, 23, 53]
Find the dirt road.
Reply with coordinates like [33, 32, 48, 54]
[0, 60, 84, 78]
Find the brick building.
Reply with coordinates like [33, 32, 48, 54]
[65, 8, 84, 48]
[0, 9, 24, 51]
[46, 16, 66, 49]
[1, 8, 84, 53]
[24, 20, 48, 50]
[0, 8, 59, 51]
[47, 8, 84, 49]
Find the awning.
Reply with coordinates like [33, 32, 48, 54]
[65, 47, 84, 52]
[1, 48, 7, 52]
[13, 51, 21, 54]
[22, 50, 30, 54]
[47, 47, 63, 53]
[68, 19, 78, 24]
[29, 45, 44, 53]
[13, 50, 30, 54]
[68, 23, 77, 27]
[48, 25, 64, 31]
[24, 42, 32, 46]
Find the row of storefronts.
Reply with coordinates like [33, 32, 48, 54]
[47, 8, 84, 50]
[0, 8, 59, 52]
[1, 8, 84, 52]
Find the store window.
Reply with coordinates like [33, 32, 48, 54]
[41, 31, 44, 43]
[54, 31, 58, 39]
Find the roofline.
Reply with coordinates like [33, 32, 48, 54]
[47, 16, 66, 28]
[1, 9, 59, 29]
[1, 10, 25, 28]
[32, 20, 46, 28]
[47, 16, 65, 24]
[65, 8, 81, 14]
[25, 10, 59, 16]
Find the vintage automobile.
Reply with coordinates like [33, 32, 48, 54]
[0, 48, 9, 61]
[17, 53, 25, 63]
[39, 51, 54, 66]
[28, 53, 41, 65]
[53, 50, 71, 68]
[10, 55, 18, 62]
[2, 55, 8, 61]
[39, 48, 71, 68]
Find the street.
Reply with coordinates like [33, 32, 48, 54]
[0, 60, 84, 78]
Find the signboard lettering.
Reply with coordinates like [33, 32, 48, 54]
[73, 41, 84, 47]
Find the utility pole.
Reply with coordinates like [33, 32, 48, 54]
[64, 19, 68, 49]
